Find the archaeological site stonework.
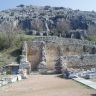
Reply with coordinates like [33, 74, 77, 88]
[20, 36, 96, 74]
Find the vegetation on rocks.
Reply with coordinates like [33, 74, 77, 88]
[0, 5, 96, 37]
[0, 5, 96, 66]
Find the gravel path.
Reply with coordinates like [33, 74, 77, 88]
[0, 74, 96, 96]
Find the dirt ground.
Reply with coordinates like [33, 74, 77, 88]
[91, 79, 96, 82]
[0, 74, 96, 96]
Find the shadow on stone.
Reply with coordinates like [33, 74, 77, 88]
[10, 49, 22, 62]
[56, 74, 64, 79]
[90, 94, 96, 96]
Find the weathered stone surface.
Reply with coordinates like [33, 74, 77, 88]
[62, 55, 96, 69]
[38, 61, 47, 74]
[38, 41, 47, 74]
[21, 36, 96, 74]
[19, 69, 28, 79]
[19, 55, 31, 73]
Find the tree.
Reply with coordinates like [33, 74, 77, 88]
[56, 18, 70, 37]
[31, 18, 44, 32]
[87, 25, 96, 35]
[71, 15, 88, 30]
[0, 21, 19, 49]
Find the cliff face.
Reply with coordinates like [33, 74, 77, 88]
[0, 5, 96, 37]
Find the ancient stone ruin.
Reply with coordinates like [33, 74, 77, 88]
[20, 36, 96, 78]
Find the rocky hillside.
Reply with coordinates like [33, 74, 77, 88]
[0, 5, 96, 37]
[0, 5, 96, 67]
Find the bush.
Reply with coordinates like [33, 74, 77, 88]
[0, 33, 10, 50]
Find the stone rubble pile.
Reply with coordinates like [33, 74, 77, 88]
[0, 75, 22, 87]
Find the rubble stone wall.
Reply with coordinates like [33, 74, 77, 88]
[26, 41, 60, 70]
[27, 42, 41, 70]
[46, 43, 60, 70]
[22, 36, 96, 71]
[62, 55, 96, 70]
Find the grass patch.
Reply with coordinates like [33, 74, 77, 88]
[16, 34, 35, 41]
[86, 35, 96, 41]
[0, 61, 5, 66]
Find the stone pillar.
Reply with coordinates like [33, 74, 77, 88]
[55, 47, 63, 74]
[55, 56, 63, 74]
[19, 55, 31, 75]
[19, 69, 28, 79]
[81, 35, 84, 40]
[59, 55, 71, 78]
[22, 41, 28, 62]
[71, 33, 75, 38]
[19, 41, 31, 78]
[38, 41, 47, 74]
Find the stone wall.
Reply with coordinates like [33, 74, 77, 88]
[26, 41, 60, 71]
[27, 42, 41, 70]
[61, 55, 96, 70]
[33, 36, 96, 47]
[21, 36, 96, 72]
[46, 43, 60, 70]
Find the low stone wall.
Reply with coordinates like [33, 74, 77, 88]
[33, 36, 96, 47]
[62, 54, 96, 69]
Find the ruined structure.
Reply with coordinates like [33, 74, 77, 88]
[19, 41, 31, 76]
[20, 36, 96, 75]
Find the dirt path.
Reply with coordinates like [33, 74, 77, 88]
[0, 74, 96, 96]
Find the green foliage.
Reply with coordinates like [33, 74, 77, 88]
[14, 34, 35, 48]
[0, 33, 35, 66]
[86, 35, 96, 41]
[0, 32, 34, 50]
[0, 33, 10, 50]
[0, 47, 22, 66]
[0, 61, 5, 66]
[6, 70, 11, 75]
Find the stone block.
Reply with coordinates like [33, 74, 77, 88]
[17, 75, 22, 81]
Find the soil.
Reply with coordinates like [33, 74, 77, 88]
[0, 74, 96, 96]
